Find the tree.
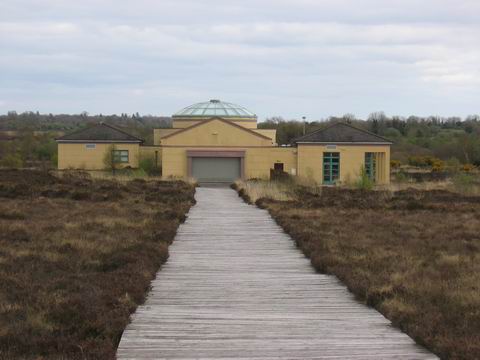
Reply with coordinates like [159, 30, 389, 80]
[103, 144, 119, 174]
[368, 112, 387, 134]
[342, 113, 356, 123]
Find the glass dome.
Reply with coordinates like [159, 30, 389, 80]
[173, 99, 256, 118]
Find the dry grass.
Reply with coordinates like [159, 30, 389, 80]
[387, 179, 480, 196]
[385, 179, 452, 192]
[76, 170, 198, 186]
[237, 180, 480, 359]
[0, 169, 195, 359]
[234, 180, 296, 203]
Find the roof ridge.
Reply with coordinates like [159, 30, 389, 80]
[100, 122, 144, 141]
[55, 123, 96, 141]
[56, 122, 143, 142]
[337, 122, 393, 143]
[294, 121, 392, 144]
[292, 121, 337, 143]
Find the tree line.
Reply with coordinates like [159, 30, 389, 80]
[1, 111, 480, 168]
[258, 113, 480, 165]
[0, 112, 171, 168]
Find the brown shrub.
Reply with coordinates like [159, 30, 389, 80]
[0, 169, 195, 359]
[253, 185, 480, 359]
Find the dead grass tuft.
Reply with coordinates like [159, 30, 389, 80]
[234, 180, 295, 203]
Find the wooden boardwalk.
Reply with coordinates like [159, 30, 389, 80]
[117, 187, 436, 359]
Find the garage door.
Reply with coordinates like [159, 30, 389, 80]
[192, 157, 241, 183]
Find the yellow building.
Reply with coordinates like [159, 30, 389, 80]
[57, 100, 392, 184]
[56, 123, 143, 170]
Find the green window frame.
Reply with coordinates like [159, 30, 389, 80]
[113, 150, 129, 163]
[365, 152, 376, 181]
[323, 152, 340, 185]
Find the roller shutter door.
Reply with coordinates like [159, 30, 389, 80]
[191, 157, 241, 183]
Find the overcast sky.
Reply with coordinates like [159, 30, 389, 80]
[1, 0, 479, 120]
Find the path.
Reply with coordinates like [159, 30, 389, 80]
[117, 187, 436, 359]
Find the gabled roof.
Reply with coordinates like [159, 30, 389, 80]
[56, 123, 143, 143]
[294, 122, 392, 144]
[161, 116, 272, 141]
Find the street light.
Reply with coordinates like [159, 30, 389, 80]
[302, 116, 306, 135]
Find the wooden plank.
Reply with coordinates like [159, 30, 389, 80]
[117, 187, 436, 359]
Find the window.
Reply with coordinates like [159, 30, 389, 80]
[85, 144, 96, 149]
[112, 150, 129, 163]
[323, 152, 340, 184]
[365, 153, 376, 181]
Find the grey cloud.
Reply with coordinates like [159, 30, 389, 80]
[0, 0, 479, 118]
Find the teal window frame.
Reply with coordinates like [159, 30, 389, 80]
[323, 152, 340, 185]
[365, 152, 376, 181]
[113, 150, 129, 163]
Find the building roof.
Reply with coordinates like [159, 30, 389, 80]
[56, 123, 143, 143]
[294, 122, 392, 144]
[173, 99, 257, 119]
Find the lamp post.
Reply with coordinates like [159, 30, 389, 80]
[302, 116, 306, 135]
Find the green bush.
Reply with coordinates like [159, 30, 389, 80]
[139, 155, 160, 176]
[445, 157, 461, 173]
[0, 153, 23, 168]
[452, 173, 478, 194]
[394, 171, 409, 183]
[355, 166, 374, 190]
[129, 168, 148, 178]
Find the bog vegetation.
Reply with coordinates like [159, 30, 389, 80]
[0, 169, 195, 359]
[234, 179, 480, 359]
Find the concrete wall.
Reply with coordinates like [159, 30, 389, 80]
[245, 147, 297, 179]
[162, 119, 273, 147]
[161, 146, 297, 181]
[252, 129, 277, 144]
[161, 147, 188, 179]
[58, 143, 140, 170]
[297, 144, 390, 185]
[153, 129, 181, 145]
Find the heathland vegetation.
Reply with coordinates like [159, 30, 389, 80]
[1, 111, 480, 358]
[234, 179, 480, 359]
[0, 170, 195, 359]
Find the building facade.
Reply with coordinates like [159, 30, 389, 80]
[56, 100, 391, 184]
